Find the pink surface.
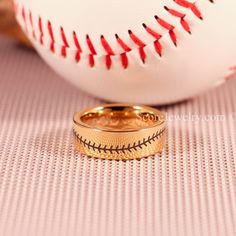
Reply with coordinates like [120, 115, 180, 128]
[0, 37, 235, 236]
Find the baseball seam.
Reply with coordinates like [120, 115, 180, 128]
[73, 128, 165, 154]
[14, 0, 214, 69]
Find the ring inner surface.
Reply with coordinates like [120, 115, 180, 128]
[80, 106, 163, 132]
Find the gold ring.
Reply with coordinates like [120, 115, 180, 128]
[73, 104, 166, 160]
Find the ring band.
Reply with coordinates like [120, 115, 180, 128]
[73, 104, 166, 160]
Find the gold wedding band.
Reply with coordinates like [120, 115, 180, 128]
[73, 104, 166, 160]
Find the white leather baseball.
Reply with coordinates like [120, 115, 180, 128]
[14, 0, 236, 105]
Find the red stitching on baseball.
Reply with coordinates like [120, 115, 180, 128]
[165, 6, 185, 18]
[101, 35, 115, 68]
[169, 30, 177, 46]
[89, 55, 95, 67]
[86, 35, 97, 67]
[128, 30, 146, 47]
[105, 55, 112, 69]
[86, 35, 97, 55]
[165, 6, 191, 34]
[73, 31, 82, 62]
[180, 18, 191, 34]
[60, 27, 69, 57]
[101, 36, 115, 55]
[48, 21, 55, 53]
[115, 34, 131, 52]
[174, 0, 203, 20]
[143, 24, 162, 40]
[155, 15, 178, 45]
[155, 16, 174, 31]
[121, 53, 128, 69]
[29, 11, 36, 39]
[128, 30, 147, 62]
[15, 0, 214, 69]
[154, 40, 162, 56]
[139, 47, 146, 63]
[38, 17, 44, 45]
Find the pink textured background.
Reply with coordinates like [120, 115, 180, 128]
[0, 36, 235, 236]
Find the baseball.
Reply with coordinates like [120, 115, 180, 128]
[14, 0, 236, 105]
